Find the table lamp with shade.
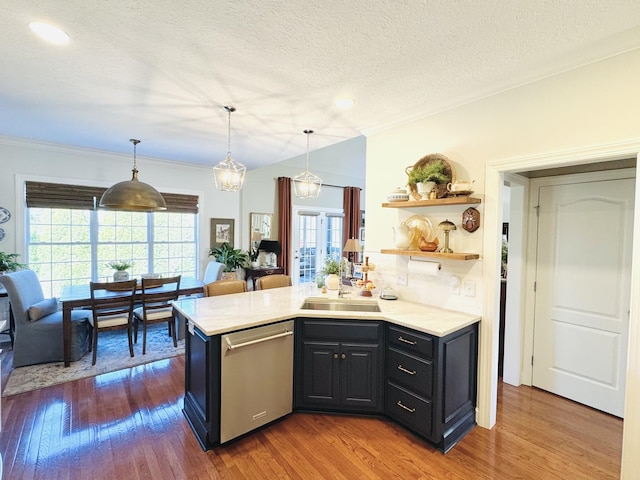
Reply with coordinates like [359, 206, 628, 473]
[258, 240, 281, 267]
[343, 238, 361, 278]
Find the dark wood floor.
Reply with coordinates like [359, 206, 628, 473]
[0, 354, 622, 479]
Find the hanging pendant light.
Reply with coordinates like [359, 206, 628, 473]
[213, 106, 246, 192]
[99, 139, 167, 211]
[293, 129, 322, 199]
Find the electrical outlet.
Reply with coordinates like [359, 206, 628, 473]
[448, 275, 460, 294]
[463, 280, 476, 297]
[397, 272, 408, 286]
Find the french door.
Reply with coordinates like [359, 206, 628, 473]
[292, 208, 343, 285]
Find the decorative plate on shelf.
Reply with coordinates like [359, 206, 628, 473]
[0, 207, 10, 224]
[405, 153, 455, 200]
[404, 214, 435, 249]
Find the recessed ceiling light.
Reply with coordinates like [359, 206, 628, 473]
[335, 98, 355, 109]
[29, 21, 70, 45]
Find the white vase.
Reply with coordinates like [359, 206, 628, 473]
[113, 270, 129, 281]
[324, 274, 339, 290]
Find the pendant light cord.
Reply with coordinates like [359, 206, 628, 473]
[304, 129, 313, 171]
[130, 138, 140, 171]
[225, 106, 236, 162]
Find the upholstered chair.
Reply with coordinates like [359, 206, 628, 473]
[256, 274, 292, 290]
[0, 270, 91, 367]
[203, 279, 247, 296]
[202, 261, 225, 285]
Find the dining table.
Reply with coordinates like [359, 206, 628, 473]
[59, 276, 204, 367]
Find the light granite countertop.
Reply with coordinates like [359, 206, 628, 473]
[174, 285, 480, 338]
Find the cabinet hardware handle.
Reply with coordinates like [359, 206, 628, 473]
[341, 353, 346, 360]
[333, 353, 338, 359]
[397, 365, 416, 375]
[397, 401, 416, 413]
[398, 336, 417, 345]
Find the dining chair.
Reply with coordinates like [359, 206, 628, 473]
[133, 275, 181, 354]
[256, 274, 292, 290]
[203, 279, 247, 296]
[89, 279, 137, 366]
[0, 270, 92, 367]
[202, 260, 225, 284]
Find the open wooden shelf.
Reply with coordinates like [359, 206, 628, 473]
[382, 197, 481, 208]
[381, 249, 480, 261]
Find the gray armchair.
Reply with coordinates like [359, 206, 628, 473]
[0, 270, 91, 367]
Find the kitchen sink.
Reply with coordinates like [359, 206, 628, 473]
[300, 300, 381, 312]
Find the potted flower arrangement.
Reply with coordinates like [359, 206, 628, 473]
[407, 160, 449, 199]
[0, 251, 26, 274]
[106, 261, 133, 281]
[209, 243, 248, 280]
[319, 256, 349, 290]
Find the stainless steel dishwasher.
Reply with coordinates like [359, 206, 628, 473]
[220, 320, 294, 443]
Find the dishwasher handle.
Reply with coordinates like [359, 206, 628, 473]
[225, 330, 293, 351]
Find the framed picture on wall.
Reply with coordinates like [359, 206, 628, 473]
[211, 218, 234, 248]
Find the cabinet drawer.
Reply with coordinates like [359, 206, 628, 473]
[388, 326, 433, 359]
[386, 382, 432, 438]
[386, 347, 433, 399]
[301, 320, 381, 341]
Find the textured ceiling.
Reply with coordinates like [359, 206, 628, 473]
[1, 1, 639, 170]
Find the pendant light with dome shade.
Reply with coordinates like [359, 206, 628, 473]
[293, 129, 322, 199]
[213, 106, 246, 192]
[99, 139, 167, 212]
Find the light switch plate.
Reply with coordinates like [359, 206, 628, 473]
[397, 272, 408, 286]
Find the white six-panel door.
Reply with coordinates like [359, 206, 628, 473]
[532, 177, 634, 417]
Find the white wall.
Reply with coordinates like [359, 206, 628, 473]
[240, 136, 366, 251]
[0, 136, 239, 277]
[364, 48, 640, 477]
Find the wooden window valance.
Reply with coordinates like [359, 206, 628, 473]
[25, 181, 199, 214]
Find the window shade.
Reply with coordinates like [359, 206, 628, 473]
[25, 181, 199, 213]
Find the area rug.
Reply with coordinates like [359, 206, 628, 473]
[2, 323, 184, 397]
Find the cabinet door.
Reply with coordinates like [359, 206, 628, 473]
[301, 341, 340, 407]
[340, 342, 382, 411]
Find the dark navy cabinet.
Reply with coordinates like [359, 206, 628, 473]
[295, 319, 384, 413]
[385, 323, 478, 453]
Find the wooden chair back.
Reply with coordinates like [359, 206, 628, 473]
[139, 275, 182, 318]
[89, 279, 138, 364]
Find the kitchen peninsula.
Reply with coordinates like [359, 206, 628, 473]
[174, 285, 480, 453]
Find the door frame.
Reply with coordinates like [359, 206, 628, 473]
[481, 139, 640, 476]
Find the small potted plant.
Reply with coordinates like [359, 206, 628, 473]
[0, 251, 26, 274]
[319, 256, 349, 290]
[209, 243, 248, 280]
[107, 261, 133, 281]
[407, 160, 449, 199]
[247, 246, 260, 268]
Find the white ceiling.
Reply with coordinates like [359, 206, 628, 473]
[2, 1, 640, 170]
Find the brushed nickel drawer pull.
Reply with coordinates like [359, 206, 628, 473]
[398, 336, 417, 345]
[397, 364, 416, 375]
[397, 401, 416, 413]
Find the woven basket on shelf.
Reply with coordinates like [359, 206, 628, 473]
[405, 153, 456, 200]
